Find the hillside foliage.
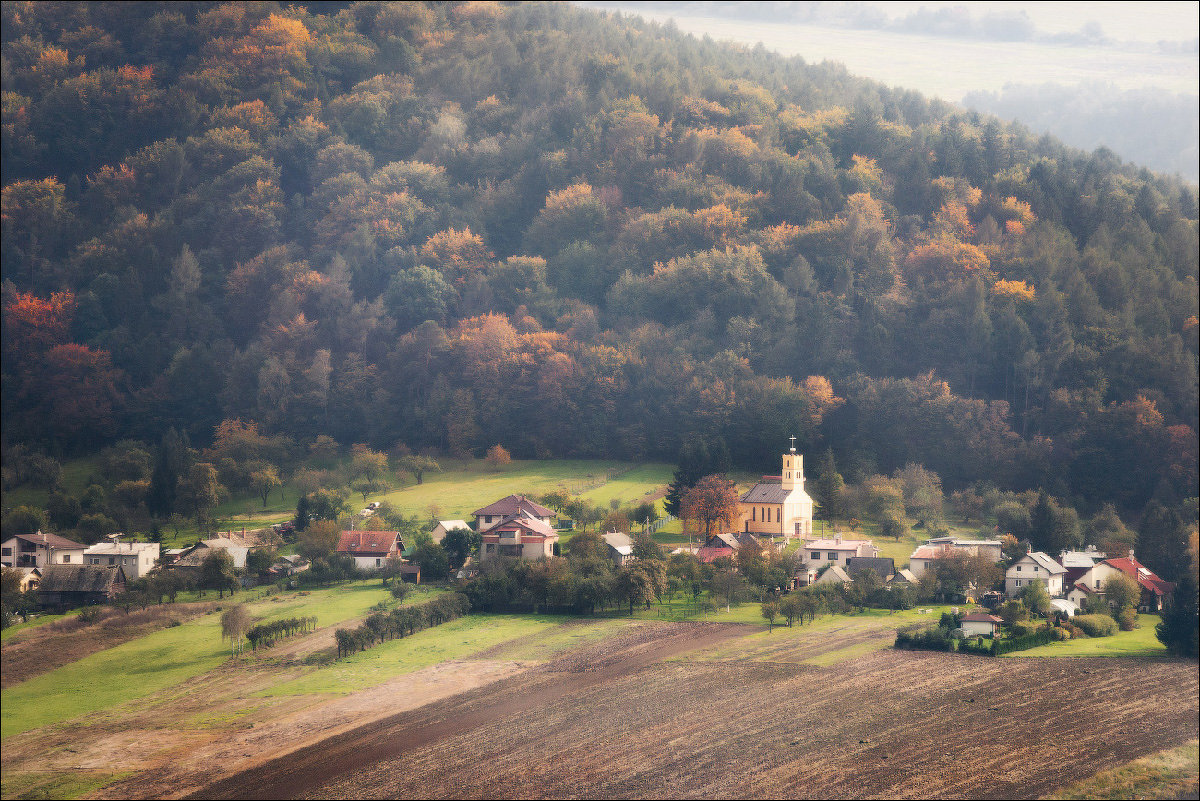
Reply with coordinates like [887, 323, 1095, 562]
[1, 2, 1196, 570]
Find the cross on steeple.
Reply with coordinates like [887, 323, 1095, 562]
[789, 435, 797, 453]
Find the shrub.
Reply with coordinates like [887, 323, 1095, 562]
[1116, 607, 1139, 631]
[78, 606, 102, 624]
[1073, 613, 1118, 637]
[991, 626, 1056, 655]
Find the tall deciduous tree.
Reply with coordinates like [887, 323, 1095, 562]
[680, 475, 739, 541]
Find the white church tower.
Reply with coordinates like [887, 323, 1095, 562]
[737, 437, 814, 540]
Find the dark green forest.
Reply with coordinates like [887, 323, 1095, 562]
[2, 2, 1196, 574]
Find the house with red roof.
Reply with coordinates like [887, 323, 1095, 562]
[801, 534, 880, 570]
[1069, 551, 1174, 612]
[961, 612, 1003, 637]
[472, 495, 555, 532]
[479, 513, 558, 561]
[336, 530, 403, 571]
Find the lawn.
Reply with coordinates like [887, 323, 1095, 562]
[0, 611, 75, 643]
[259, 613, 564, 696]
[1005, 614, 1169, 657]
[0, 581, 394, 740]
[373, 459, 669, 521]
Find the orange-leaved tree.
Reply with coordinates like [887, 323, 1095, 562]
[681, 475, 740, 542]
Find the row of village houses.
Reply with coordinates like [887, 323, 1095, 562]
[2, 445, 1174, 614]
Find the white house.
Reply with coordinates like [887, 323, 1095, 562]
[816, 564, 852, 584]
[1, 531, 87, 569]
[602, 532, 634, 566]
[336, 530, 403, 571]
[1005, 551, 1066, 598]
[82, 540, 161, 581]
[960, 612, 1002, 637]
[431, 520, 471, 544]
[907, 537, 1004, 578]
[802, 535, 879, 570]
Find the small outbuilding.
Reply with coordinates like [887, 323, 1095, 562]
[960, 612, 1002, 637]
[38, 564, 126, 611]
[816, 564, 852, 585]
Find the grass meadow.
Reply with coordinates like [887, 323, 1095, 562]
[0, 581, 396, 740]
[1006, 614, 1168, 658]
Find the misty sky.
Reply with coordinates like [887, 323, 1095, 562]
[583, 2, 1199, 100]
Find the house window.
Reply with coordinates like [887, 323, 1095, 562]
[828, 552, 838, 561]
[811, 552, 820, 560]
[1, 548, 9, 556]
[1033, 566, 1039, 572]
[752, 508, 756, 522]
[376, 558, 382, 567]
[1015, 579, 1022, 587]
[1016, 565, 1022, 571]
[91, 557, 100, 565]
[62, 554, 70, 563]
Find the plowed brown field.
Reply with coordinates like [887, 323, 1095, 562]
[190, 628, 1199, 800]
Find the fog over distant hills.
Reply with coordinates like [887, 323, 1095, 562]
[586, 1, 1199, 182]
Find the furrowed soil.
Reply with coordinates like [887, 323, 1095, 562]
[188, 624, 1198, 801]
[4, 611, 1196, 801]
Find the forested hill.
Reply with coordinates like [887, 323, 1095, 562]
[2, 4, 1197, 521]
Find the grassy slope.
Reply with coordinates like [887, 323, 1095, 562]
[0, 581, 394, 740]
[260, 613, 563, 696]
[1044, 740, 1199, 800]
[372, 459, 671, 521]
[1004, 614, 1169, 657]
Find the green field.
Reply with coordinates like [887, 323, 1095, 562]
[260, 613, 564, 696]
[0, 581, 395, 740]
[372, 459, 672, 522]
[1005, 614, 1169, 658]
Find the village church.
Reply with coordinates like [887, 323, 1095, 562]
[736, 441, 814, 540]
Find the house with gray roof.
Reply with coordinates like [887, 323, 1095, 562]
[602, 532, 633, 566]
[847, 556, 895, 581]
[38, 564, 126, 610]
[1005, 551, 1066, 598]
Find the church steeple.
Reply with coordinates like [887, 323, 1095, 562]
[781, 438, 804, 491]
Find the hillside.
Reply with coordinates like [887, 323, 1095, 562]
[1, 2, 1196, 572]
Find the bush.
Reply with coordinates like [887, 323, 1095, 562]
[894, 624, 954, 651]
[1073, 613, 1118, 637]
[991, 626, 1056, 655]
[78, 606, 102, 624]
[1116, 607, 1139, 631]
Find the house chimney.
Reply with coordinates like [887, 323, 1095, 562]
[1128, 549, 1135, 562]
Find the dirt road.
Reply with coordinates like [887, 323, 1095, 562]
[189, 622, 751, 800]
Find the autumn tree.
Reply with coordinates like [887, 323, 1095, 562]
[485, 444, 511, 469]
[680, 475, 739, 542]
[297, 519, 341, 562]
